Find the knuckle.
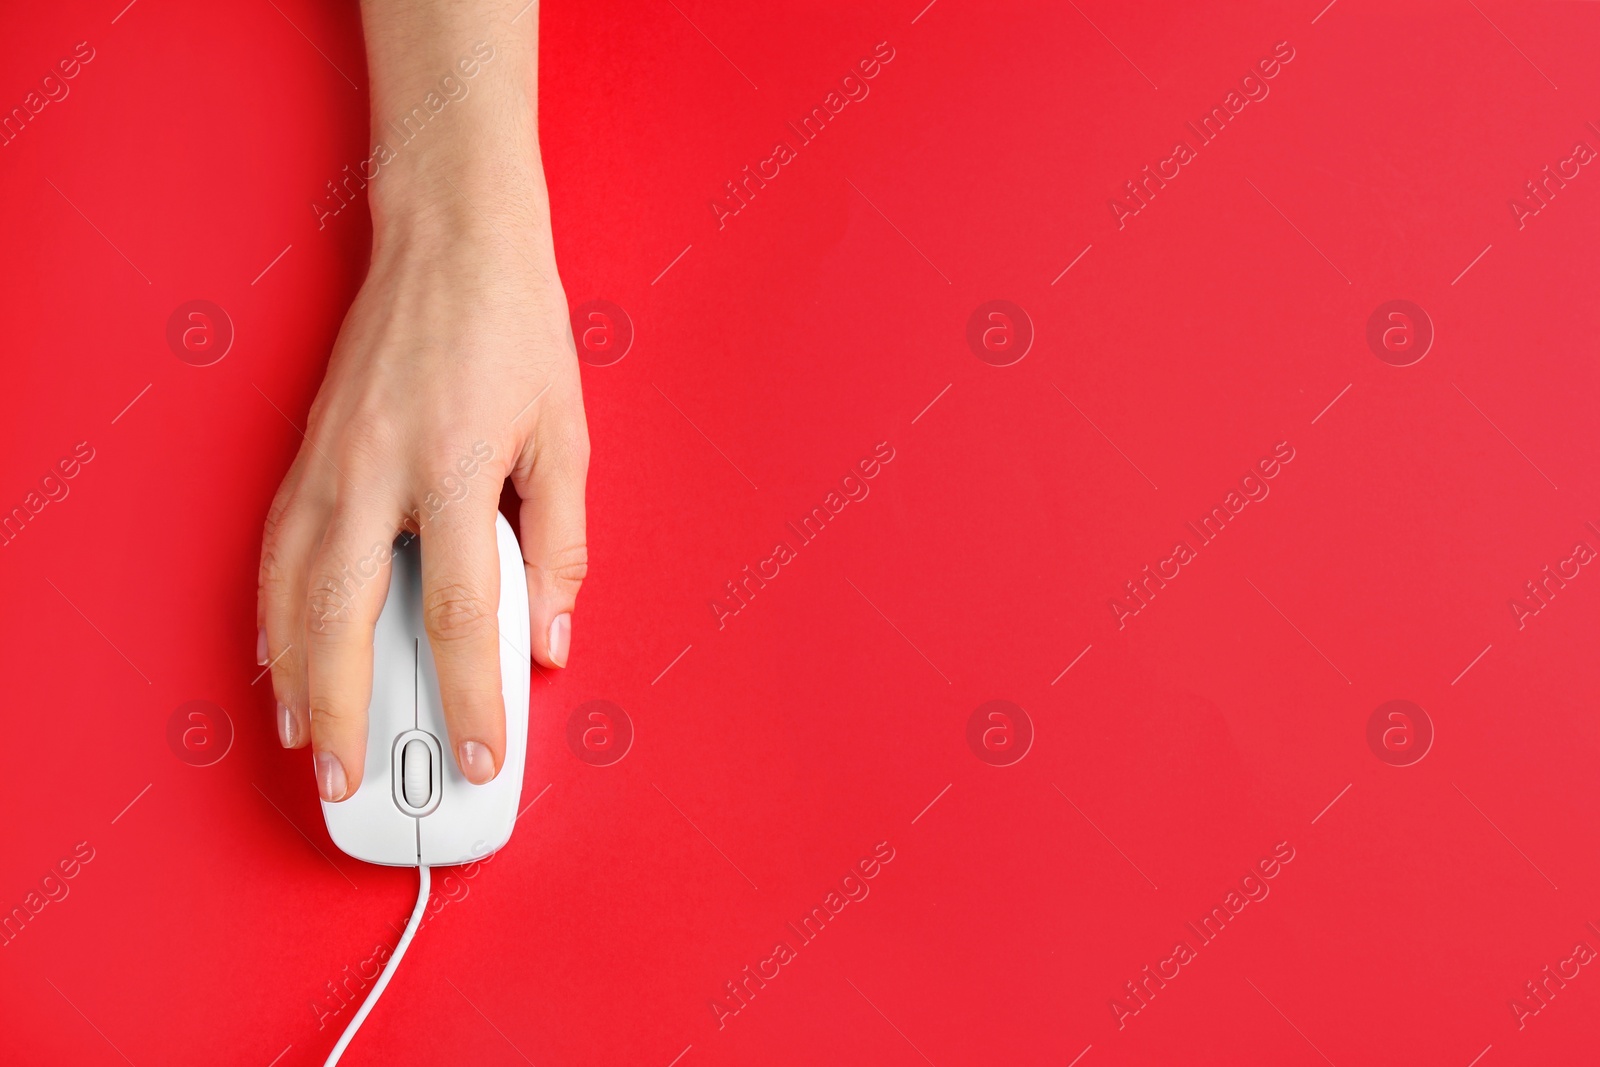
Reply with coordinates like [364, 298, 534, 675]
[258, 501, 296, 596]
[443, 685, 505, 715]
[305, 572, 364, 637]
[316, 407, 400, 482]
[423, 582, 494, 643]
[307, 694, 357, 727]
[423, 440, 499, 501]
[262, 493, 290, 547]
[340, 404, 391, 445]
[268, 647, 303, 689]
[533, 543, 589, 592]
[258, 543, 290, 601]
[340, 438, 395, 485]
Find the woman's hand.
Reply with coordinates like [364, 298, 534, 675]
[257, 1, 585, 802]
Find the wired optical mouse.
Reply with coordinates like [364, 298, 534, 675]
[310, 512, 531, 1066]
[320, 511, 531, 867]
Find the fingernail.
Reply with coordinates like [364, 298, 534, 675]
[314, 751, 348, 801]
[548, 613, 571, 668]
[459, 741, 497, 785]
[277, 703, 298, 748]
[256, 628, 269, 666]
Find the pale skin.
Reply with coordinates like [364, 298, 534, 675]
[257, 0, 587, 802]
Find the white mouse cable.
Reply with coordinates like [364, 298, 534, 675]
[324, 864, 431, 1067]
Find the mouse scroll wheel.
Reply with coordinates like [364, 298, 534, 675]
[401, 739, 432, 808]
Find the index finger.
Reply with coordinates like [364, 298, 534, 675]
[304, 498, 398, 801]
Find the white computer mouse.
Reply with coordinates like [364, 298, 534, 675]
[321, 512, 530, 867]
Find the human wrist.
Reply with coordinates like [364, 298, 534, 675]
[364, 91, 558, 274]
[371, 139, 549, 239]
[357, 7, 547, 258]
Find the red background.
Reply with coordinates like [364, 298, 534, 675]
[3, 1, 1600, 1064]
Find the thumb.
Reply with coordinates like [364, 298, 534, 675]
[511, 418, 589, 668]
